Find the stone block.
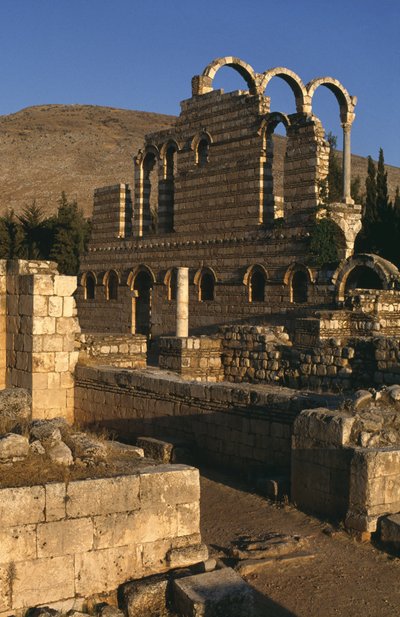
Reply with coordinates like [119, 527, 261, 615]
[13, 555, 75, 608]
[74, 545, 142, 595]
[121, 575, 169, 617]
[139, 465, 200, 507]
[136, 436, 174, 463]
[0, 433, 29, 461]
[66, 475, 140, 518]
[0, 564, 11, 612]
[37, 517, 93, 557]
[32, 275, 55, 296]
[0, 524, 37, 564]
[0, 485, 45, 528]
[45, 483, 66, 521]
[48, 296, 63, 317]
[167, 543, 208, 569]
[54, 276, 77, 297]
[173, 568, 254, 617]
[177, 502, 200, 537]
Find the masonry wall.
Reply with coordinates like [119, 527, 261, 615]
[79, 333, 147, 369]
[0, 466, 203, 617]
[1, 260, 80, 421]
[0, 263, 6, 389]
[74, 365, 335, 474]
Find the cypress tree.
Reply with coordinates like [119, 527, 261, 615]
[50, 192, 90, 275]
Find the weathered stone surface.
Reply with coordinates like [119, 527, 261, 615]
[65, 432, 108, 461]
[380, 513, 400, 551]
[30, 420, 62, 443]
[96, 604, 124, 617]
[167, 544, 209, 569]
[13, 555, 75, 607]
[37, 518, 93, 557]
[74, 545, 142, 595]
[47, 441, 73, 466]
[136, 437, 174, 463]
[0, 388, 31, 432]
[173, 568, 254, 617]
[140, 466, 200, 506]
[66, 475, 140, 517]
[0, 524, 36, 564]
[121, 575, 169, 617]
[0, 433, 29, 461]
[30, 439, 46, 455]
[0, 485, 45, 528]
[236, 551, 315, 576]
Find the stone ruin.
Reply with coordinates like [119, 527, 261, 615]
[3, 57, 400, 615]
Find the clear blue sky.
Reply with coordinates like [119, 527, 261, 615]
[0, 0, 399, 165]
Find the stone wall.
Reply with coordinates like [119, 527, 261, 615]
[1, 260, 80, 421]
[159, 336, 223, 382]
[79, 333, 147, 369]
[0, 465, 203, 617]
[74, 364, 337, 474]
[0, 262, 6, 389]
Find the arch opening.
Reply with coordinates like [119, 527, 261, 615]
[84, 272, 96, 300]
[143, 151, 158, 233]
[159, 143, 177, 232]
[249, 268, 265, 302]
[133, 270, 154, 336]
[197, 138, 209, 167]
[292, 270, 308, 304]
[261, 114, 289, 222]
[199, 271, 215, 302]
[166, 268, 177, 301]
[106, 270, 119, 301]
[344, 266, 383, 295]
[201, 57, 258, 94]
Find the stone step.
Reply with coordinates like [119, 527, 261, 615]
[173, 567, 254, 617]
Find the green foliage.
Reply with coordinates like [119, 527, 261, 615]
[309, 218, 343, 267]
[50, 192, 91, 275]
[326, 133, 342, 204]
[0, 193, 90, 273]
[355, 149, 400, 267]
[0, 209, 23, 258]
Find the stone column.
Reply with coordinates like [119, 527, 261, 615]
[342, 122, 353, 204]
[176, 267, 189, 338]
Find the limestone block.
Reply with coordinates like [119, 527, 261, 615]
[0, 564, 11, 612]
[48, 296, 63, 317]
[93, 512, 139, 550]
[294, 408, 355, 447]
[54, 276, 77, 297]
[177, 502, 200, 537]
[0, 524, 37, 564]
[63, 297, 75, 317]
[47, 441, 74, 466]
[173, 568, 254, 617]
[136, 437, 174, 463]
[45, 483, 66, 521]
[32, 317, 56, 335]
[139, 465, 200, 507]
[167, 543, 209, 569]
[56, 317, 79, 335]
[37, 517, 93, 557]
[41, 334, 65, 352]
[74, 545, 142, 595]
[0, 433, 29, 462]
[141, 539, 171, 571]
[12, 555, 75, 608]
[31, 275, 55, 296]
[32, 352, 55, 372]
[0, 485, 45, 528]
[66, 475, 140, 518]
[54, 352, 70, 373]
[121, 575, 169, 617]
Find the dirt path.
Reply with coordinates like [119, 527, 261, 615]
[200, 469, 400, 617]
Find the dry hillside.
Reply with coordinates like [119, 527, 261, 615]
[0, 104, 399, 220]
[0, 104, 175, 217]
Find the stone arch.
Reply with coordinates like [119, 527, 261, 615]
[306, 77, 356, 123]
[194, 267, 217, 302]
[260, 67, 307, 113]
[284, 263, 314, 304]
[159, 140, 179, 232]
[140, 145, 160, 234]
[191, 132, 213, 166]
[243, 264, 268, 303]
[164, 267, 178, 301]
[81, 271, 97, 300]
[259, 112, 291, 222]
[194, 56, 258, 95]
[333, 254, 400, 302]
[103, 269, 120, 301]
[128, 265, 156, 336]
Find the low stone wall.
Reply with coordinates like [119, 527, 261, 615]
[74, 365, 337, 474]
[292, 406, 400, 534]
[159, 336, 223, 382]
[220, 324, 400, 392]
[0, 465, 203, 616]
[78, 333, 147, 369]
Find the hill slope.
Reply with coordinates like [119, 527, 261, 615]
[0, 104, 398, 219]
[0, 104, 175, 217]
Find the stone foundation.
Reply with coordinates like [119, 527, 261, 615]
[159, 336, 223, 382]
[79, 333, 147, 369]
[0, 464, 203, 617]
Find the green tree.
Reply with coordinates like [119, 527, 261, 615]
[17, 201, 51, 259]
[0, 209, 23, 258]
[50, 192, 90, 275]
[309, 218, 343, 267]
[326, 133, 342, 203]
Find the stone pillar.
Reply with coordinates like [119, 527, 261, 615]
[342, 123, 353, 204]
[176, 267, 189, 338]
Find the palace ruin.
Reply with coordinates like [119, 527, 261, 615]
[2, 57, 400, 615]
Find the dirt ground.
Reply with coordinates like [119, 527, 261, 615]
[200, 469, 400, 617]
